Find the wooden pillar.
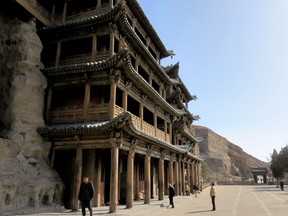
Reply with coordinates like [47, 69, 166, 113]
[135, 158, 140, 200]
[123, 90, 127, 111]
[187, 162, 191, 193]
[178, 160, 182, 196]
[109, 81, 116, 118]
[109, 145, 119, 213]
[126, 149, 135, 208]
[55, 42, 61, 66]
[190, 161, 194, 187]
[144, 153, 151, 204]
[182, 161, 186, 195]
[45, 87, 52, 121]
[83, 83, 90, 119]
[109, 32, 115, 56]
[140, 103, 143, 130]
[94, 154, 102, 207]
[72, 145, 82, 211]
[164, 119, 167, 141]
[154, 113, 157, 137]
[169, 123, 172, 144]
[168, 160, 173, 186]
[158, 156, 164, 200]
[174, 161, 179, 196]
[92, 35, 97, 60]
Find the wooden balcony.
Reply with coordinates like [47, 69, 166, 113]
[87, 103, 109, 120]
[48, 103, 109, 123]
[66, 6, 110, 22]
[114, 105, 170, 143]
[49, 105, 83, 123]
[58, 52, 109, 66]
[47, 104, 171, 143]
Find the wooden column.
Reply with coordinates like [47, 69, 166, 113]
[109, 32, 115, 56]
[109, 144, 119, 213]
[83, 83, 90, 119]
[92, 35, 97, 60]
[178, 160, 183, 196]
[158, 156, 164, 200]
[164, 119, 167, 141]
[187, 162, 191, 193]
[62, 1, 67, 22]
[190, 161, 194, 188]
[94, 154, 102, 207]
[45, 87, 52, 121]
[55, 42, 61, 66]
[173, 160, 179, 196]
[140, 103, 143, 130]
[126, 149, 135, 208]
[168, 160, 173, 186]
[72, 145, 82, 211]
[144, 152, 151, 204]
[109, 80, 117, 118]
[123, 90, 127, 111]
[135, 158, 140, 200]
[182, 161, 186, 195]
[169, 123, 172, 144]
[154, 113, 157, 137]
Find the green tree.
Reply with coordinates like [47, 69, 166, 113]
[270, 149, 284, 180]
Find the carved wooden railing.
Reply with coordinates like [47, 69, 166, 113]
[49, 105, 83, 123]
[87, 103, 109, 120]
[58, 52, 109, 66]
[114, 105, 170, 143]
[66, 6, 110, 22]
[16, 0, 51, 25]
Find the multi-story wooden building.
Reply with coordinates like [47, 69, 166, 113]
[7, 0, 203, 213]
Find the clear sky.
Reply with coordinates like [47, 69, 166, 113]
[138, 0, 288, 162]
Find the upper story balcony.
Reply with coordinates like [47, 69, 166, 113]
[47, 104, 170, 143]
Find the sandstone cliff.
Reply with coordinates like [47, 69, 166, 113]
[0, 16, 63, 214]
[193, 125, 270, 182]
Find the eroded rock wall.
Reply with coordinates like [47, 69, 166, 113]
[0, 16, 63, 213]
[194, 125, 269, 182]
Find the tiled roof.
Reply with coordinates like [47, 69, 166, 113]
[37, 111, 202, 161]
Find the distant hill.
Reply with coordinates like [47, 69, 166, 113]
[193, 125, 271, 182]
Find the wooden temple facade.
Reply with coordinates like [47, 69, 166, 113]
[9, 0, 203, 213]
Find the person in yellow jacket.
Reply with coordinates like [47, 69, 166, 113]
[210, 183, 216, 211]
[185, 181, 190, 196]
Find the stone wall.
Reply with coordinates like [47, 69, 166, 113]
[0, 16, 63, 214]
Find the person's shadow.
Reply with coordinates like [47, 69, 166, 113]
[186, 209, 213, 214]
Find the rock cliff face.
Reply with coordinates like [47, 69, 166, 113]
[193, 125, 270, 182]
[0, 16, 63, 213]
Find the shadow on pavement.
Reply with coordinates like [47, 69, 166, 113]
[186, 209, 213, 214]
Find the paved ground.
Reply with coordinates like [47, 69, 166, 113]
[6, 184, 288, 216]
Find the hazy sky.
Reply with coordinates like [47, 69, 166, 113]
[138, 0, 288, 162]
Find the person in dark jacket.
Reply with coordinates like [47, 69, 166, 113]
[78, 176, 94, 216]
[167, 183, 175, 208]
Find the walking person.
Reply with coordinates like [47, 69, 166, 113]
[210, 183, 216, 211]
[78, 176, 94, 216]
[193, 184, 199, 197]
[167, 183, 175, 208]
[185, 181, 190, 196]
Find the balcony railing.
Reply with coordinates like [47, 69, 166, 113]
[47, 103, 170, 143]
[49, 105, 83, 123]
[114, 105, 170, 143]
[87, 103, 109, 120]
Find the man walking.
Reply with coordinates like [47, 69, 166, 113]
[78, 176, 94, 216]
[168, 183, 175, 208]
[210, 183, 216, 211]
